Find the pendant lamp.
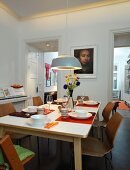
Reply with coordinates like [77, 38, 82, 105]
[51, 0, 81, 70]
[51, 55, 81, 70]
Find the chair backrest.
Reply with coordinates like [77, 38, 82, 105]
[102, 102, 115, 123]
[0, 135, 24, 170]
[105, 112, 123, 147]
[77, 96, 89, 101]
[112, 101, 120, 112]
[0, 103, 16, 117]
[33, 96, 43, 106]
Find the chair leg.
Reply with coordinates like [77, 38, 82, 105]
[104, 156, 108, 170]
[90, 126, 94, 136]
[105, 155, 113, 170]
[47, 138, 50, 154]
[37, 136, 40, 164]
[101, 127, 104, 141]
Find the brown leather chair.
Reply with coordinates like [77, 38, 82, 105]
[33, 96, 43, 106]
[0, 103, 30, 144]
[82, 112, 123, 169]
[93, 101, 115, 139]
[77, 96, 89, 101]
[0, 135, 35, 170]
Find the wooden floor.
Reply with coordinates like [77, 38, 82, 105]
[21, 109, 130, 170]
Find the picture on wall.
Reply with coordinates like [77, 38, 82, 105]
[71, 45, 97, 78]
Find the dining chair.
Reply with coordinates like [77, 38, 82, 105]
[0, 135, 35, 170]
[77, 96, 89, 101]
[112, 101, 120, 115]
[0, 103, 31, 145]
[33, 96, 43, 106]
[82, 112, 123, 169]
[93, 101, 115, 140]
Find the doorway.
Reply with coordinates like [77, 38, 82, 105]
[112, 32, 130, 104]
[25, 38, 59, 103]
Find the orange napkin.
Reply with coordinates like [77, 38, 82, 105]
[44, 122, 59, 129]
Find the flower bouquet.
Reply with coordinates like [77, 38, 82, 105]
[63, 73, 80, 97]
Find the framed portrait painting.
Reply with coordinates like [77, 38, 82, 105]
[71, 45, 97, 78]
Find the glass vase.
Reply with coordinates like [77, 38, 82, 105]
[67, 90, 74, 110]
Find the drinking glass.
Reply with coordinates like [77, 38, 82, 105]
[46, 95, 53, 110]
[80, 96, 85, 101]
[62, 96, 68, 108]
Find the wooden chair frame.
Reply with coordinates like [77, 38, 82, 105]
[0, 135, 35, 170]
[82, 112, 123, 169]
[33, 96, 43, 106]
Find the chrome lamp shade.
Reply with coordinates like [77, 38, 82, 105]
[51, 56, 82, 70]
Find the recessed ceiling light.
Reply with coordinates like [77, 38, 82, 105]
[46, 43, 50, 47]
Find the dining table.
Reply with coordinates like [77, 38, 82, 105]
[0, 103, 100, 170]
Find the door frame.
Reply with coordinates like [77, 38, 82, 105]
[109, 27, 130, 101]
[23, 36, 61, 100]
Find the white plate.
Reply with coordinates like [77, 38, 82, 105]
[22, 108, 37, 114]
[83, 100, 98, 105]
[54, 99, 64, 103]
[68, 112, 92, 119]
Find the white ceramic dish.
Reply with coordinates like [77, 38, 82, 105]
[26, 117, 51, 127]
[68, 112, 92, 119]
[74, 109, 87, 117]
[22, 108, 37, 113]
[60, 108, 68, 118]
[29, 115, 49, 127]
[83, 100, 98, 105]
[37, 107, 44, 114]
[54, 98, 64, 103]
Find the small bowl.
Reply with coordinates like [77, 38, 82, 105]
[37, 107, 44, 114]
[75, 109, 87, 117]
[60, 108, 68, 118]
[30, 115, 46, 127]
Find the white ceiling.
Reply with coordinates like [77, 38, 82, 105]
[1, 0, 128, 52]
[0, 0, 106, 17]
[1, 0, 128, 19]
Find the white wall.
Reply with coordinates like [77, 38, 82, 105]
[18, 1, 130, 112]
[0, 8, 19, 87]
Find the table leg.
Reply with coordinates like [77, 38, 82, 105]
[74, 138, 82, 170]
[0, 127, 5, 138]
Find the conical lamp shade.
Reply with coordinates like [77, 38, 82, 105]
[51, 56, 82, 70]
